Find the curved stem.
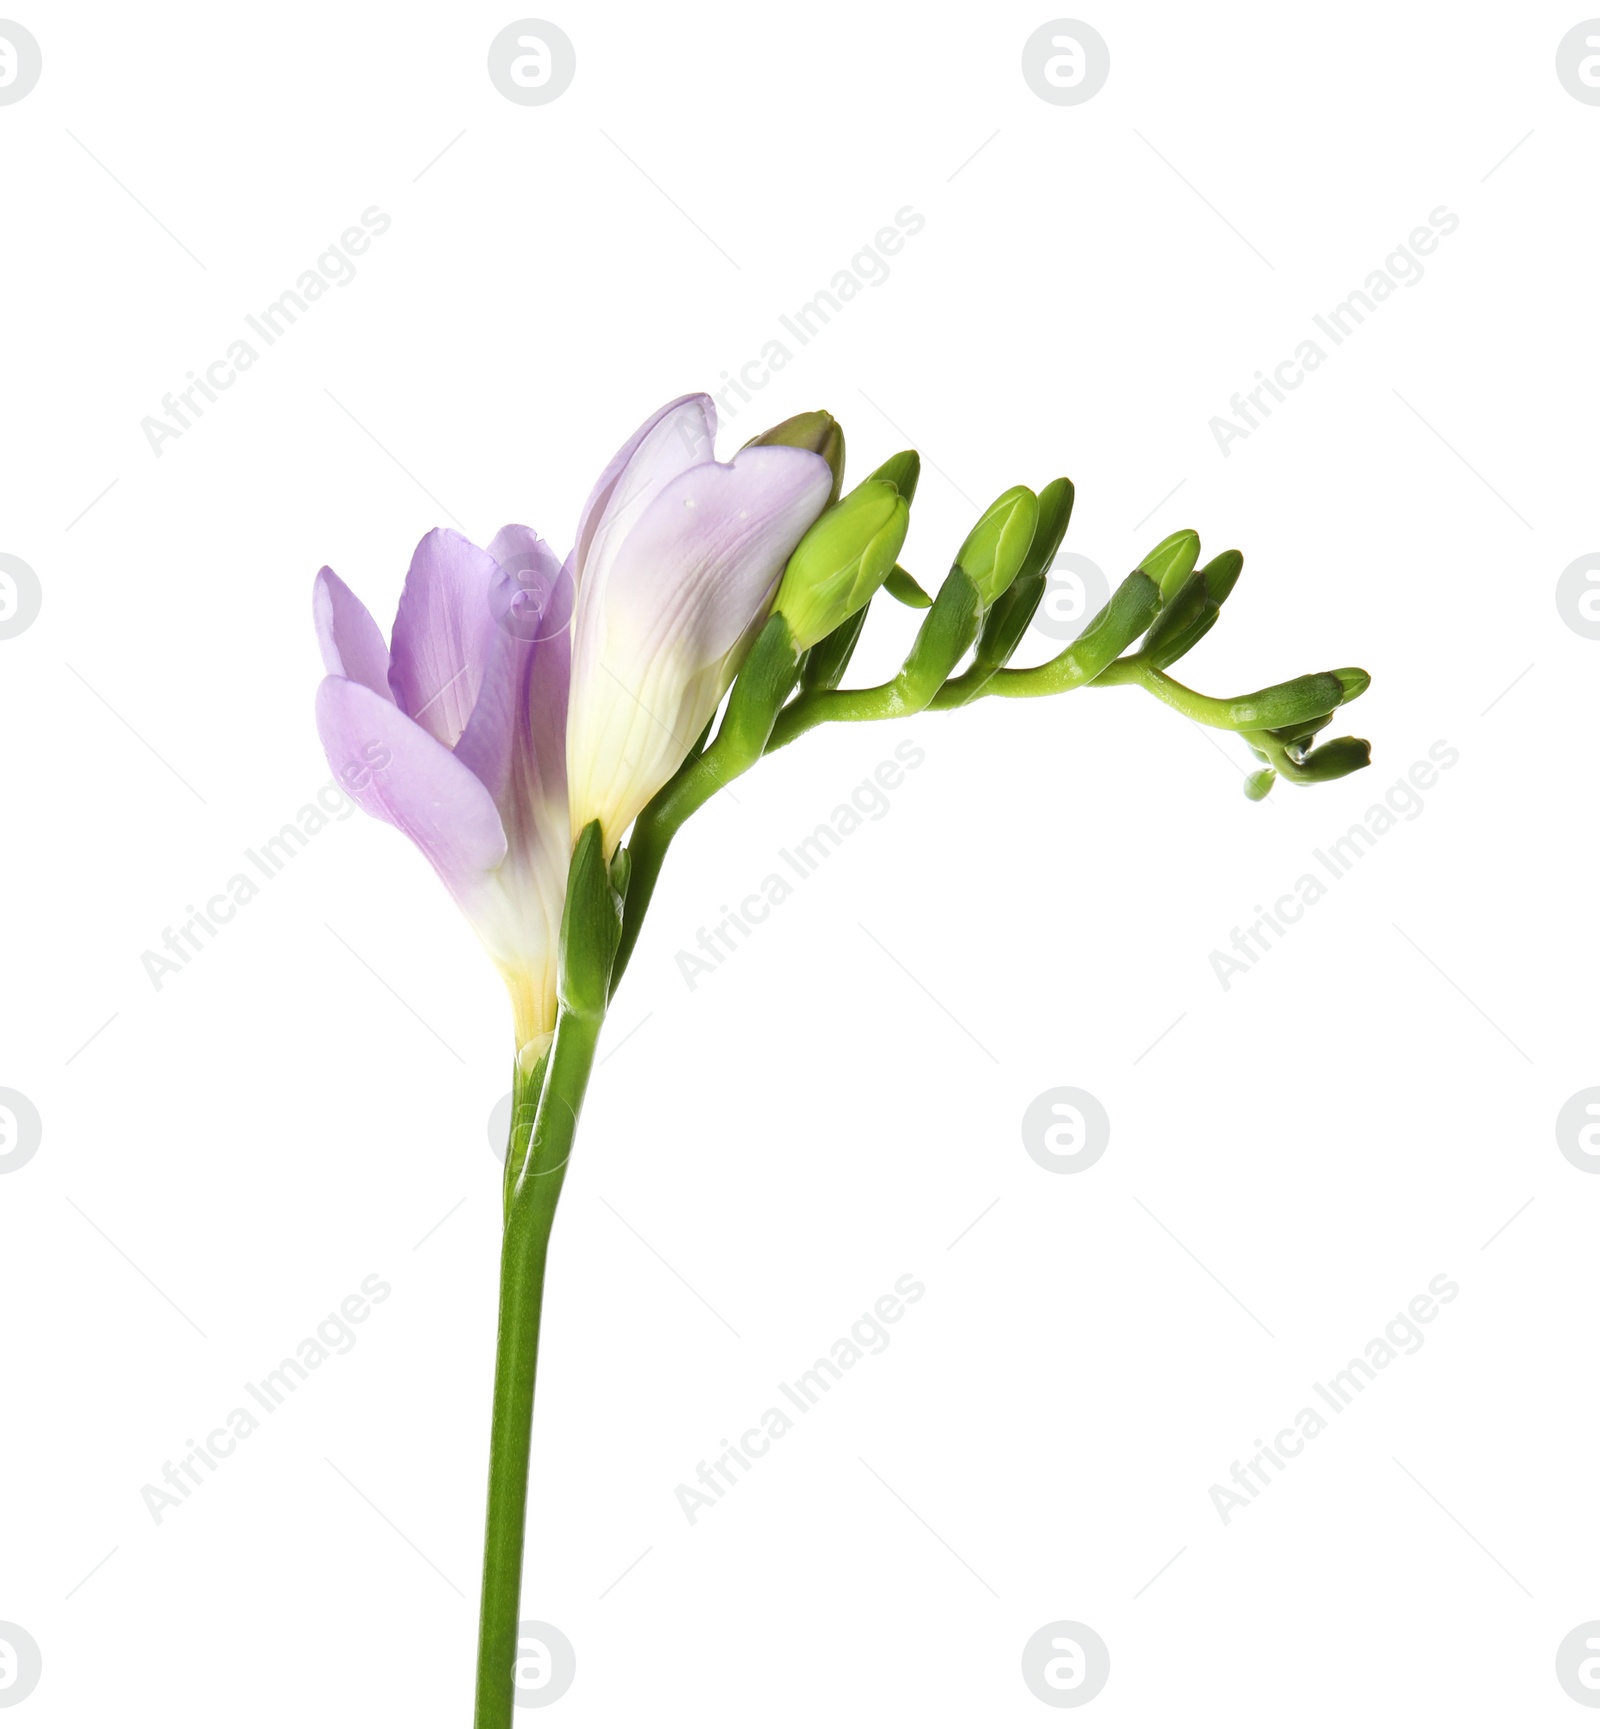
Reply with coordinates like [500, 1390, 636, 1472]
[474, 1007, 602, 1728]
[1090, 660, 1345, 732]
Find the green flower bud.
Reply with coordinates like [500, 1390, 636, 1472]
[1244, 767, 1276, 801]
[1014, 477, 1075, 586]
[1139, 528, 1201, 600]
[1294, 736, 1372, 782]
[1139, 547, 1239, 667]
[1201, 549, 1243, 606]
[884, 565, 932, 608]
[955, 485, 1040, 607]
[742, 410, 846, 505]
[1334, 666, 1371, 702]
[1228, 672, 1347, 730]
[866, 449, 921, 503]
[773, 478, 910, 650]
[1141, 568, 1212, 667]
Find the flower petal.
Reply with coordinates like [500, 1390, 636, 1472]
[312, 567, 391, 698]
[457, 526, 570, 818]
[316, 674, 507, 910]
[387, 529, 503, 751]
[568, 444, 832, 848]
[572, 393, 716, 591]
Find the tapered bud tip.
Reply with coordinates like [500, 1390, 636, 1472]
[867, 449, 921, 502]
[743, 411, 846, 503]
[1244, 768, 1276, 801]
[1334, 667, 1371, 702]
[884, 565, 932, 608]
[1140, 529, 1201, 599]
[1298, 736, 1372, 782]
[956, 485, 1040, 607]
[1201, 549, 1243, 606]
[773, 480, 909, 650]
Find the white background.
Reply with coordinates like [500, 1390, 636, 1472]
[3, 2, 1597, 1722]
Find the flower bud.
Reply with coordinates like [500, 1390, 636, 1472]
[1227, 672, 1347, 730]
[1333, 666, 1371, 702]
[1139, 529, 1201, 599]
[955, 485, 1040, 607]
[773, 477, 910, 650]
[1294, 736, 1372, 782]
[884, 566, 932, 608]
[866, 449, 921, 502]
[742, 410, 846, 505]
[1140, 568, 1212, 667]
[1202, 549, 1243, 606]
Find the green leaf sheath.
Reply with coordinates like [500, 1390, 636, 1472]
[800, 605, 872, 694]
[500, 1051, 547, 1221]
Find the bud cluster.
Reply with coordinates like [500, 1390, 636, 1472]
[607, 406, 1373, 985]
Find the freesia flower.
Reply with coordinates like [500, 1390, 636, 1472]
[564, 393, 835, 853]
[313, 526, 571, 1067]
[308, 391, 1375, 1728]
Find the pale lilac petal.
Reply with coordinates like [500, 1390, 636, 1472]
[312, 567, 391, 698]
[573, 394, 716, 589]
[487, 527, 573, 826]
[596, 445, 833, 671]
[387, 529, 503, 751]
[568, 444, 832, 848]
[457, 527, 570, 817]
[451, 528, 573, 1024]
[316, 675, 507, 908]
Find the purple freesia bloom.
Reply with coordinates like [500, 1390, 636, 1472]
[313, 393, 832, 1056]
[314, 526, 571, 1067]
[566, 393, 833, 851]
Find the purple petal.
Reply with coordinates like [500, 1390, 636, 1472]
[457, 526, 570, 819]
[316, 675, 507, 908]
[387, 529, 503, 751]
[567, 444, 832, 847]
[573, 394, 716, 588]
[313, 567, 391, 698]
[593, 445, 833, 671]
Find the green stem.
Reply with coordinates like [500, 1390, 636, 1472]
[473, 1007, 602, 1728]
[767, 569, 981, 749]
[1089, 660, 1345, 731]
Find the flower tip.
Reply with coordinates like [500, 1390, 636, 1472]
[867, 449, 921, 502]
[742, 410, 845, 503]
[956, 485, 1040, 607]
[1297, 736, 1372, 782]
[1201, 549, 1244, 606]
[1139, 529, 1201, 600]
[1334, 667, 1371, 702]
